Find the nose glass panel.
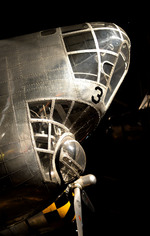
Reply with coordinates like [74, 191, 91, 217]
[62, 22, 131, 109]
[27, 99, 98, 182]
[58, 138, 86, 183]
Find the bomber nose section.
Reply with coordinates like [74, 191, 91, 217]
[62, 22, 131, 112]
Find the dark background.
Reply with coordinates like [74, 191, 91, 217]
[0, 2, 149, 235]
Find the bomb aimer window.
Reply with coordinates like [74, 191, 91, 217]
[27, 99, 99, 182]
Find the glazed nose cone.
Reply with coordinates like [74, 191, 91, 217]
[62, 22, 131, 109]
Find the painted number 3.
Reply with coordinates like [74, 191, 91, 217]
[91, 86, 103, 104]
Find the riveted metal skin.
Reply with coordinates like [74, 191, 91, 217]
[0, 22, 130, 230]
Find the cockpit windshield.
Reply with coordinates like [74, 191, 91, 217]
[62, 22, 131, 110]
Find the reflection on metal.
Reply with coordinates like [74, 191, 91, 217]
[139, 95, 150, 109]
[0, 22, 131, 234]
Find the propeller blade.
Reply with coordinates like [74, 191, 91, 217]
[74, 187, 83, 236]
[71, 175, 97, 235]
[82, 190, 95, 213]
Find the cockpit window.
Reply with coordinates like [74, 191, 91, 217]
[104, 42, 130, 105]
[62, 22, 131, 109]
[68, 52, 98, 81]
[64, 32, 95, 51]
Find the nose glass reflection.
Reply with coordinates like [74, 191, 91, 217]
[58, 139, 86, 183]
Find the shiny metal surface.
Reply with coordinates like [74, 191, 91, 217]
[0, 22, 130, 231]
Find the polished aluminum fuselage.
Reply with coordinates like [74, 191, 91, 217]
[0, 22, 130, 228]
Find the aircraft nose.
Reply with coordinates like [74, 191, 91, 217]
[62, 22, 131, 109]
